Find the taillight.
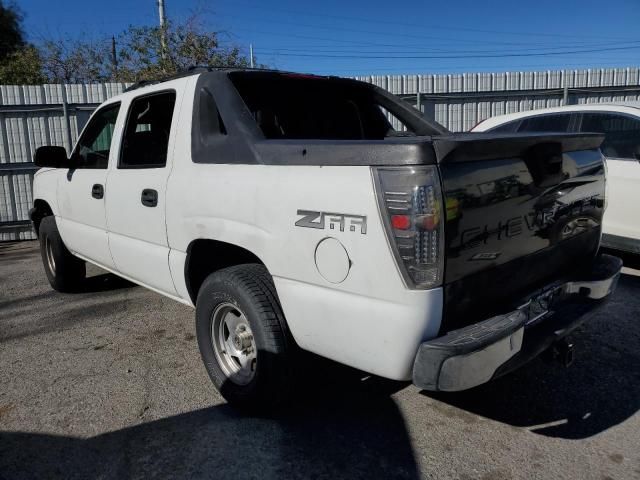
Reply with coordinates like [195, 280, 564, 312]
[602, 154, 608, 213]
[373, 166, 444, 289]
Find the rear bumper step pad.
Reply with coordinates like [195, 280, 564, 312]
[413, 254, 622, 392]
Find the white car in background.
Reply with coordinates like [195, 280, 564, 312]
[472, 103, 640, 254]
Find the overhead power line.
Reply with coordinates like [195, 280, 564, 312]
[215, 0, 639, 42]
[256, 41, 640, 57]
[220, 14, 603, 47]
[237, 40, 640, 51]
[312, 61, 640, 75]
[227, 26, 624, 52]
[254, 44, 640, 60]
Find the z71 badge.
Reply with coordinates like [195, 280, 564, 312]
[295, 210, 367, 234]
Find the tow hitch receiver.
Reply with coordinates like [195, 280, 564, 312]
[546, 339, 575, 367]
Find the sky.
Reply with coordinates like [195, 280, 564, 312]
[17, 0, 640, 76]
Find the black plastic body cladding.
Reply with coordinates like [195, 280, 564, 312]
[191, 69, 443, 166]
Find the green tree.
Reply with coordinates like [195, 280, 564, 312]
[0, 14, 255, 85]
[0, 1, 24, 60]
[39, 37, 111, 83]
[115, 20, 251, 83]
[0, 45, 45, 84]
[0, 1, 45, 84]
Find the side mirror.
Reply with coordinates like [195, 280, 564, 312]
[34, 146, 70, 168]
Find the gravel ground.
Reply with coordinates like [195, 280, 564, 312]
[0, 241, 639, 480]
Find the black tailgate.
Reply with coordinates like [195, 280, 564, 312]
[434, 132, 606, 333]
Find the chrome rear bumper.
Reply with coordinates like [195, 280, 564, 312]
[412, 254, 622, 392]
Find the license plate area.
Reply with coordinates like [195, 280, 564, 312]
[519, 284, 563, 327]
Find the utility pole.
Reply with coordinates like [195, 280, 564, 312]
[157, 0, 168, 61]
[249, 44, 254, 68]
[157, 0, 167, 27]
[111, 36, 118, 81]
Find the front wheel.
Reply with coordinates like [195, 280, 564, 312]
[38, 216, 86, 292]
[195, 264, 294, 410]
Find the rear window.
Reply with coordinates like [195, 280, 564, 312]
[489, 121, 519, 133]
[229, 72, 423, 140]
[517, 113, 572, 133]
[580, 112, 640, 159]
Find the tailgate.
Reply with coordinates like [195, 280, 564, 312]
[434, 132, 606, 332]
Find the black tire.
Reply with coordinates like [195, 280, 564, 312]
[38, 216, 86, 292]
[195, 264, 294, 411]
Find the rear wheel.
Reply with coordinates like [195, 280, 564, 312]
[38, 216, 86, 292]
[195, 264, 293, 410]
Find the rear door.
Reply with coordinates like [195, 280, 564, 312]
[56, 102, 120, 269]
[105, 88, 180, 295]
[578, 112, 640, 245]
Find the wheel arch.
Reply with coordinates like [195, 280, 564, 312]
[30, 199, 55, 237]
[184, 238, 268, 304]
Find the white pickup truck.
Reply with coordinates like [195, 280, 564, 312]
[30, 68, 622, 409]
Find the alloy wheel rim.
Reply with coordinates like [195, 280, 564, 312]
[210, 302, 257, 386]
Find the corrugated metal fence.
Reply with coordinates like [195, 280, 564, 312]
[0, 83, 129, 240]
[356, 67, 640, 131]
[2, 67, 640, 240]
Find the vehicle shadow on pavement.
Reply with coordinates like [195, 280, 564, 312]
[78, 272, 136, 293]
[0, 241, 39, 264]
[423, 272, 640, 440]
[0, 358, 419, 480]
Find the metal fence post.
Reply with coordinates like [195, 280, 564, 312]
[61, 86, 74, 153]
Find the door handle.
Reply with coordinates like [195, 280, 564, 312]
[91, 184, 104, 199]
[141, 189, 158, 207]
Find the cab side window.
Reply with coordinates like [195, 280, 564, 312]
[73, 103, 120, 169]
[119, 91, 176, 169]
[580, 113, 640, 160]
[517, 114, 572, 133]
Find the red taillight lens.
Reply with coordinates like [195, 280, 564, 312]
[391, 214, 411, 230]
[373, 166, 444, 289]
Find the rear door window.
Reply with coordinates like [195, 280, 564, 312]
[580, 113, 640, 160]
[119, 91, 176, 169]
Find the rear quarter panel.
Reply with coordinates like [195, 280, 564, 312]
[166, 163, 443, 380]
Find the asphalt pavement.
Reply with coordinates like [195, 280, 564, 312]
[1, 241, 639, 479]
